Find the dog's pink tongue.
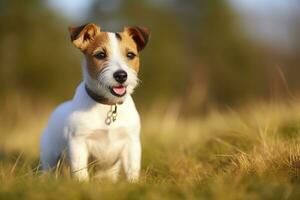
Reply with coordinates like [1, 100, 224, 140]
[112, 86, 126, 95]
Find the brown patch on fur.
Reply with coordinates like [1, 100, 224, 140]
[69, 23, 111, 79]
[118, 32, 141, 73]
[84, 32, 111, 79]
[68, 23, 101, 51]
[69, 23, 150, 78]
[115, 33, 122, 40]
[125, 26, 150, 51]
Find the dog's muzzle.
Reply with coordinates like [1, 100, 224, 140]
[113, 70, 128, 84]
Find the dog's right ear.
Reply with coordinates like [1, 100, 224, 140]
[68, 23, 100, 51]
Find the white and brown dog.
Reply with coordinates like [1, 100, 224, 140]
[40, 23, 150, 182]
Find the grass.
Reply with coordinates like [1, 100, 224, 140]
[1, 95, 300, 199]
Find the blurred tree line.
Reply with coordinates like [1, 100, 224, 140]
[0, 0, 82, 100]
[1, 0, 300, 114]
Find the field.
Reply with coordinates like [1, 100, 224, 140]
[1, 96, 300, 200]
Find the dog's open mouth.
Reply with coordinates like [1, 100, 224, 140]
[110, 85, 127, 97]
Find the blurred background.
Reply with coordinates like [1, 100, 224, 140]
[2, 1, 300, 196]
[1, 0, 300, 116]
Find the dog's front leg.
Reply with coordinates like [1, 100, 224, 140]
[122, 138, 141, 183]
[68, 137, 89, 181]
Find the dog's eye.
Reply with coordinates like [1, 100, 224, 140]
[94, 52, 106, 59]
[127, 52, 136, 60]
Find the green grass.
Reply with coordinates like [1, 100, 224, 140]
[1, 96, 300, 199]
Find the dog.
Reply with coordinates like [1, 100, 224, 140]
[40, 23, 150, 182]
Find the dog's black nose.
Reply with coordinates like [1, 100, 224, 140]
[113, 70, 128, 83]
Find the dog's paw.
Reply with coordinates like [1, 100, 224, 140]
[126, 171, 139, 183]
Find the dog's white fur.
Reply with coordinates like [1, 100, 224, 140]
[40, 33, 141, 182]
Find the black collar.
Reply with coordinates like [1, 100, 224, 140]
[85, 85, 119, 105]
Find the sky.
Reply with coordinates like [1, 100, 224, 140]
[230, 0, 299, 50]
[47, 0, 92, 21]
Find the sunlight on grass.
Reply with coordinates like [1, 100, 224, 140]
[1, 96, 300, 199]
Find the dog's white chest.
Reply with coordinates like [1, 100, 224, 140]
[85, 127, 130, 165]
[41, 83, 141, 181]
[64, 84, 141, 167]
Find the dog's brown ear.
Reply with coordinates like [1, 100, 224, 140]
[125, 26, 150, 51]
[68, 23, 100, 51]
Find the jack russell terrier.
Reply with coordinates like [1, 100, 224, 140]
[40, 23, 150, 182]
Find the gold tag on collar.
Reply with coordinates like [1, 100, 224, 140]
[105, 105, 118, 125]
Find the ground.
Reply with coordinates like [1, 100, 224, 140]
[1, 96, 300, 200]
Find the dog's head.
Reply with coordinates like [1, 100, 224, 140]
[68, 23, 150, 104]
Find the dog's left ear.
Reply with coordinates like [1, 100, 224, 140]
[125, 26, 150, 51]
[68, 23, 100, 52]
